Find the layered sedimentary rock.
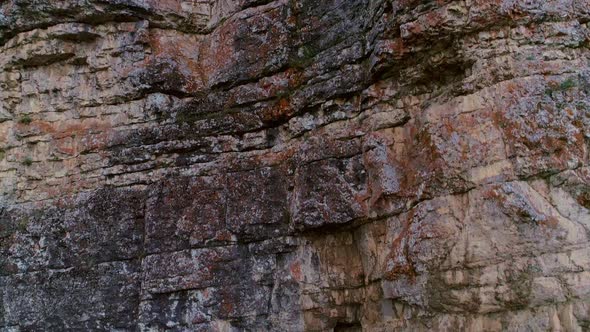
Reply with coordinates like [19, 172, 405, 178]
[1, 0, 590, 330]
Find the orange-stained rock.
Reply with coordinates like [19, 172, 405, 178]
[1, 0, 590, 331]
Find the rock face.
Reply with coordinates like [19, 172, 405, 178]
[1, 0, 590, 331]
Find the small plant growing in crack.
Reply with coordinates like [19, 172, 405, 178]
[545, 78, 577, 95]
[22, 157, 33, 166]
[559, 77, 576, 91]
[19, 115, 32, 124]
[17, 218, 29, 232]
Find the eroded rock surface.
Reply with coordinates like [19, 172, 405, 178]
[1, 0, 590, 331]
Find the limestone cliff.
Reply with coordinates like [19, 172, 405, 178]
[1, 0, 590, 331]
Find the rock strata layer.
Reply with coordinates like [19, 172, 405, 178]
[1, 0, 590, 331]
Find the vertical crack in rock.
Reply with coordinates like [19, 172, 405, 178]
[1, 0, 590, 330]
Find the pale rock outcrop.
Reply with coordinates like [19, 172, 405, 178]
[1, 0, 589, 331]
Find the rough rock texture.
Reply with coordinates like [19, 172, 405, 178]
[1, 0, 590, 331]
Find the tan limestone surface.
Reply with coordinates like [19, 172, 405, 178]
[1, 0, 590, 330]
